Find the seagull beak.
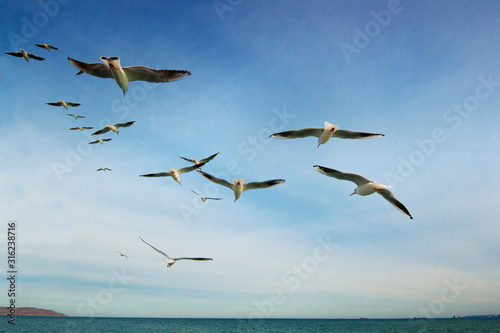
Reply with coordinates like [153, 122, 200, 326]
[350, 192, 355, 196]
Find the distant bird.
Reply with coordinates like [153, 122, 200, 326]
[179, 152, 219, 168]
[35, 43, 58, 51]
[197, 170, 285, 202]
[140, 162, 207, 185]
[66, 113, 85, 119]
[313, 165, 413, 219]
[47, 99, 80, 109]
[97, 168, 112, 172]
[92, 121, 136, 135]
[67, 56, 191, 96]
[5, 49, 45, 63]
[270, 121, 384, 147]
[89, 138, 112, 144]
[190, 189, 223, 202]
[69, 126, 93, 131]
[140, 237, 212, 268]
[117, 251, 128, 258]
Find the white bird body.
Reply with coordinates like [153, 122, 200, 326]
[314, 165, 412, 219]
[197, 170, 285, 202]
[140, 237, 212, 268]
[271, 121, 384, 147]
[140, 162, 207, 185]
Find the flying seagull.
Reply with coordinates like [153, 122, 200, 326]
[92, 121, 136, 135]
[69, 126, 93, 131]
[47, 99, 80, 109]
[140, 237, 212, 268]
[66, 113, 85, 119]
[190, 189, 223, 202]
[197, 170, 285, 202]
[89, 138, 112, 144]
[35, 43, 58, 51]
[140, 162, 207, 185]
[97, 168, 112, 171]
[313, 165, 413, 219]
[179, 152, 219, 168]
[67, 56, 191, 96]
[270, 121, 384, 147]
[5, 49, 45, 63]
[117, 251, 128, 258]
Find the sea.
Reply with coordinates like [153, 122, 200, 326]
[2, 317, 499, 332]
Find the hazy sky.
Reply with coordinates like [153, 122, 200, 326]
[1, 0, 500, 320]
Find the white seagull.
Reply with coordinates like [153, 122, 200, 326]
[89, 138, 112, 144]
[140, 162, 207, 185]
[66, 113, 85, 119]
[92, 121, 136, 135]
[190, 189, 223, 202]
[47, 99, 80, 109]
[117, 251, 128, 258]
[179, 152, 219, 168]
[270, 121, 384, 147]
[35, 43, 58, 51]
[69, 126, 93, 131]
[97, 168, 112, 171]
[314, 165, 413, 219]
[140, 237, 213, 268]
[67, 56, 191, 96]
[197, 170, 285, 202]
[5, 49, 45, 63]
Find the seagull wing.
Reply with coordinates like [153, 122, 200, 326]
[173, 257, 213, 261]
[82, 127, 94, 129]
[47, 102, 62, 106]
[103, 138, 112, 142]
[197, 170, 233, 190]
[65, 102, 81, 107]
[89, 140, 99, 144]
[178, 162, 207, 175]
[333, 129, 384, 139]
[5, 52, 23, 58]
[199, 152, 219, 164]
[140, 172, 172, 178]
[113, 121, 136, 128]
[67, 57, 113, 78]
[377, 189, 413, 219]
[243, 179, 285, 191]
[140, 237, 171, 259]
[27, 53, 45, 61]
[124, 66, 191, 83]
[178, 156, 194, 163]
[270, 128, 323, 139]
[92, 127, 111, 135]
[313, 165, 371, 186]
[190, 189, 201, 196]
[48, 45, 58, 50]
[205, 197, 223, 201]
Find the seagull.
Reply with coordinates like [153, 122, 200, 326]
[35, 43, 58, 51]
[140, 162, 207, 185]
[97, 168, 112, 171]
[67, 56, 191, 96]
[313, 165, 413, 219]
[47, 99, 80, 109]
[66, 113, 85, 119]
[179, 152, 219, 168]
[197, 170, 285, 202]
[5, 49, 45, 63]
[92, 121, 136, 135]
[190, 189, 223, 202]
[89, 138, 112, 144]
[140, 237, 212, 268]
[69, 126, 93, 131]
[117, 251, 128, 258]
[270, 121, 384, 147]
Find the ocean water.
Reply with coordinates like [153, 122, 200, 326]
[3, 317, 499, 332]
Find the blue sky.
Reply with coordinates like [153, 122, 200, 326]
[1, 0, 500, 320]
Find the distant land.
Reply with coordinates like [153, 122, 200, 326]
[0, 306, 67, 317]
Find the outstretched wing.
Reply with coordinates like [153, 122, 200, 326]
[46, 102, 62, 107]
[333, 129, 384, 139]
[124, 66, 191, 83]
[5, 52, 23, 58]
[114, 121, 136, 128]
[92, 127, 111, 135]
[140, 237, 171, 259]
[313, 165, 371, 186]
[243, 179, 285, 191]
[173, 257, 213, 261]
[178, 162, 207, 175]
[27, 53, 45, 61]
[377, 189, 413, 219]
[65, 102, 81, 107]
[199, 152, 219, 164]
[140, 172, 172, 178]
[270, 128, 323, 139]
[197, 170, 233, 190]
[67, 57, 113, 78]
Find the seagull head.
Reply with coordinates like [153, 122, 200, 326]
[164, 259, 176, 267]
[101, 56, 121, 70]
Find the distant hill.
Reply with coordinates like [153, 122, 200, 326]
[0, 306, 67, 317]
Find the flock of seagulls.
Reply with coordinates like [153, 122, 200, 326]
[5, 41, 414, 270]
